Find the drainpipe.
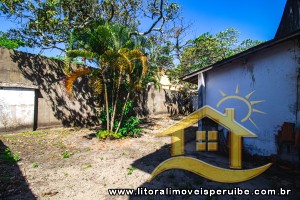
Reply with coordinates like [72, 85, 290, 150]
[198, 72, 206, 130]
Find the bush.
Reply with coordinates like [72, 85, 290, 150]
[98, 100, 142, 139]
[119, 116, 142, 137]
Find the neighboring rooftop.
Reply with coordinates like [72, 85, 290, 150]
[276, 0, 300, 38]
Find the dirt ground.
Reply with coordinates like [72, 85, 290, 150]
[1, 114, 300, 200]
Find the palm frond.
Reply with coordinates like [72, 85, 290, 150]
[64, 67, 92, 95]
[140, 55, 148, 76]
[66, 50, 97, 60]
[89, 75, 103, 95]
[118, 48, 132, 72]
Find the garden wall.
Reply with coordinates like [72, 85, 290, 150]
[0, 48, 195, 131]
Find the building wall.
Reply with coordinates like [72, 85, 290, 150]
[0, 88, 35, 131]
[203, 39, 300, 156]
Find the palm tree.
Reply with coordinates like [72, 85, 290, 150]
[64, 23, 148, 134]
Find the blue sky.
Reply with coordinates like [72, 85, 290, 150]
[174, 0, 287, 41]
[0, 0, 287, 55]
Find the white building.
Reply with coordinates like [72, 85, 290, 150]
[181, 0, 300, 161]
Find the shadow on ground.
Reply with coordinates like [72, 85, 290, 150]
[130, 127, 300, 199]
[0, 140, 36, 199]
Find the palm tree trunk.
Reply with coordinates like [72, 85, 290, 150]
[110, 75, 122, 132]
[103, 76, 110, 132]
[115, 92, 130, 133]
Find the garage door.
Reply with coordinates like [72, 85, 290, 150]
[0, 88, 35, 132]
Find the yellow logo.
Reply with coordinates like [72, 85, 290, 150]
[148, 86, 271, 183]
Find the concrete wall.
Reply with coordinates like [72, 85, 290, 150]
[0, 48, 98, 131]
[201, 38, 300, 156]
[136, 84, 195, 116]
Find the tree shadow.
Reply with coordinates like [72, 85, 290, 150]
[0, 140, 36, 199]
[10, 51, 98, 127]
[164, 89, 192, 116]
[129, 126, 300, 199]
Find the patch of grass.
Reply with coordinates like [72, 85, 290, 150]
[127, 166, 136, 175]
[0, 147, 19, 163]
[82, 164, 92, 169]
[31, 131, 42, 135]
[61, 151, 74, 158]
[32, 162, 39, 168]
[85, 147, 91, 151]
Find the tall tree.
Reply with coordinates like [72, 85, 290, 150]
[169, 28, 263, 84]
[65, 23, 148, 135]
[0, 0, 180, 53]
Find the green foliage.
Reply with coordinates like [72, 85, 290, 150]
[0, 0, 180, 53]
[96, 130, 122, 139]
[118, 116, 142, 137]
[0, 147, 19, 163]
[32, 162, 39, 168]
[0, 31, 25, 49]
[169, 28, 263, 83]
[98, 100, 141, 138]
[127, 166, 136, 175]
[61, 151, 74, 159]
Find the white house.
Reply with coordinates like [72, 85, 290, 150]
[181, 0, 300, 161]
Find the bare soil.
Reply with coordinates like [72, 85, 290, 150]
[0, 114, 300, 200]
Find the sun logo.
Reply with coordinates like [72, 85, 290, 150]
[217, 85, 266, 129]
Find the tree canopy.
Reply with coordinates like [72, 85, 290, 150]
[168, 28, 263, 85]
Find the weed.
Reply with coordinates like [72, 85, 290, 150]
[100, 157, 104, 160]
[96, 130, 122, 139]
[82, 164, 92, 169]
[61, 151, 74, 158]
[85, 147, 91, 151]
[0, 147, 19, 163]
[121, 152, 127, 156]
[32, 131, 42, 135]
[32, 162, 39, 168]
[127, 166, 136, 175]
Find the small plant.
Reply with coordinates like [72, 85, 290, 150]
[0, 147, 19, 163]
[61, 151, 74, 159]
[118, 116, 142, 137]
[96, 130, 122, 140]
[82, 164, 92, 169]
[99, 157, 104, 160]
[32, 162, 39, 168]
[127, 166, 136, 175]
[31, 131, 42, 135]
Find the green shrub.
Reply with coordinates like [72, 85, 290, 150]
[118, 116, 142, 137]
[98, 100, 142, 139]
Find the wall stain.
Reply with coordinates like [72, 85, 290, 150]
[244, 63, 256, 86]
